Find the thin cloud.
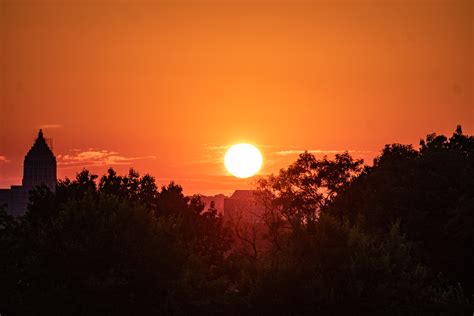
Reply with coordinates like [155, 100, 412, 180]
[204, 144, 229, 151]
[191, 144, 230, 166]
[57, 149, 156, 169]
[204, 143, 275, 151]
[202, 143, 271, 165]
[198, 144, 375, 168]
[275, 149, 375, 156]
[39, 124, 63, 129]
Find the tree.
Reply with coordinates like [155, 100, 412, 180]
[330, 126, 474, 295]
[256, 151, 363, 230]
[0, 168, 232, 315]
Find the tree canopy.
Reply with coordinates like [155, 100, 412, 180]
[1, 127, 473, 315]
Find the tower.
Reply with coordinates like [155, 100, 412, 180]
[22, 129, 57, 191]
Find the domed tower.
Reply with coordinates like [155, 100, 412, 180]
[22, 129, 57, 191]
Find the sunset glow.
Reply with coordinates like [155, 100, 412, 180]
[0, 0, 472, 195]
[0, 1, 473, 313]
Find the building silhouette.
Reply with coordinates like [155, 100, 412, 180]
[224, 190, 265, 223]
[0, 130, 57, 216]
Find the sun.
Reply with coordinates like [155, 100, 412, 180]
[224, 143, 263, 178]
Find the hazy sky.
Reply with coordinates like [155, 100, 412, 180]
[1, 0, 472, 195]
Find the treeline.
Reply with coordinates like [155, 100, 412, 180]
[0, 126, 473, 315]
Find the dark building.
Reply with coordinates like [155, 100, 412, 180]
[22, 129, 57, 190]
[0, 130, 57, 216]
[223, 190, 265, 223]
[201, 194, 226, 216]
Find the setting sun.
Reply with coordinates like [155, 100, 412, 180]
[224, 144, 263, 178]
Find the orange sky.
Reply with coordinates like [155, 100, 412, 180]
[1, 0, 472, 195]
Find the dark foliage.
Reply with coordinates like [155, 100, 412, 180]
[330, 126, 474, 295]
[0, 169, 231, 315]
[1, 127, 473, 315]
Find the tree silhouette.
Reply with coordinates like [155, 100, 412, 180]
[256, 151, 363, 230]
[1, 126, 473, 314]
[330, 126, 474, 295]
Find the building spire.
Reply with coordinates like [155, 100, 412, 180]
[23, 128, 57, 191]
